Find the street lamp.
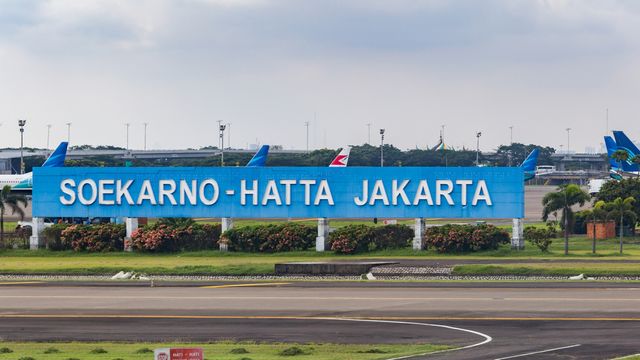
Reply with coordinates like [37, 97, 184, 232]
[227, 122, 231, 149]
[143, 122, 148, 150]
[566, 127, 572, 153]
[379, 129, 385, 167]
[475, 131, 482, 166]
[65, 122, 72, 145]
[304, 121, 310, 153]
[46, 124, 52, 150]
[18, 119, 26, 174]
[219, 123, 226, 166]
[125, 123, 130, 150]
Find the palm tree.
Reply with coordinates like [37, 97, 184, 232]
[612, 149, 629, 170]
[542, 184, 590, 255]
[589, 200, 608, 254]
[0, 185, 28, 248]
[605, 197, 636, 254]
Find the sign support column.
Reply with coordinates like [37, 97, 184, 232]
[29, 217, 45, 250]
[220, 218, 234, 251]
[316, 218, 329, 252]
[124, 217, 138, 252]
[511, 218, 524, 250]
[413, 218, 425, 250]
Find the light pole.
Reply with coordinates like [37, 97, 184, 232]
[65, 122, 72, 145]
[304, 121, 310, 153]
[46, 124, 52, 150]
[143, 122, 148, 150]
[227, 122, 231, 149]
[566, 127, 571, 153]
[125, 123, 130, 150]
[509, 125, 513, 145]
[379, 129, 385, 167]
[219, 122, 226, 166]
[475, 131, 482, 166]
[366, 123, 371, 144]
[18, 120, 26, 174]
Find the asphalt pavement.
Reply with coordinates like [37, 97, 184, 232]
[0, 280, 639, 359]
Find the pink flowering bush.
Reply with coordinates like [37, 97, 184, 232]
[424, 224, 509, 253]
[60, 224, 125, 252]
[128, 222, 221, 252]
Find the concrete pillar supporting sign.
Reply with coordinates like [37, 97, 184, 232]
[220, 217, 234, 252]
[511, 218, 525, 250]
[29, 217, 46, 250]
[413, 218, 425, 250]
[124, 217, 138, 252]
[316, 218, 329, 252]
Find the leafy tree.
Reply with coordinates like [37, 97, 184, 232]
[604, 197, 636, 254]
[0, 185, 28, 248]
[596, 178, 640, 219]
[542, 184, 590, 255]
[495, 143, 555, 166]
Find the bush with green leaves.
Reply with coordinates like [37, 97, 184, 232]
[220, 223, 315, 252]
[524, 223, 557, 252]
[60, 223, 125, 252]
[329, 224, 375, 254]
[42, 223, 71, 250]
[371, 224, 413, 250]
[129, 222, 221, 252]
[423, 224, 510, 253]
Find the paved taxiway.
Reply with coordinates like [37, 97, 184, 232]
[0, 281, 638, 359]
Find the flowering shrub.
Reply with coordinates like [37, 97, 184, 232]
[329, 225, 375, 254]
[372, 225, 413, 250]
[424, 224, 509, 253]
[221, 223, 315, 252]
[60, 224, 125, 252]
[129, 222, 221, 252]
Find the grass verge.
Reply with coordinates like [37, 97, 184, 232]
[453, 262, 640, 277]
[0, 342, 452, 360]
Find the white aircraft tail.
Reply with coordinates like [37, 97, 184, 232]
[329, 147, 351, 167]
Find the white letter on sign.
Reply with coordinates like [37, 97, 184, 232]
[60, 179, 76, 205]
[78, 179, 97, 205]
[241, 180, 258, 205]
[199, 179, 219, 205]
[472, 180, 492, 205]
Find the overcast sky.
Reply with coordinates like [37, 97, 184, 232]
[1, 0, 640, 152]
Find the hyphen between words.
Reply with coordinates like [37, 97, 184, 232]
[59, 179, 493, 207]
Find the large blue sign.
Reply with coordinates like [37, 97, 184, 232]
[32, 167, 524, 218]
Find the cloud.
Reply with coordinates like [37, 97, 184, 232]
[1, 0, 640, 151]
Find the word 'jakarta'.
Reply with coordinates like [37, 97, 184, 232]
[58, 178, 493, 207]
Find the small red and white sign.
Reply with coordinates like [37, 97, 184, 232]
[154, 348, 203, 360]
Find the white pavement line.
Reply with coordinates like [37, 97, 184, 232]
[322, 318, 492, 360]
[494, 344, 582, 360]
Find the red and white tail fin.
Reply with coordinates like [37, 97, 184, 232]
[329, 147, 351, 167]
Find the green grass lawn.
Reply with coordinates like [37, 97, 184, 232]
[1, 236, 640, 276]
[0, 342, 451, 360]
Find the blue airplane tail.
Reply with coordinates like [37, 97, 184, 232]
[612, 131, 640, 172]
[521, 148, 539, 181]
[42, 142, 68, 167]
[246, 145, 269, 167]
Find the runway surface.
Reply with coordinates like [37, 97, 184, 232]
[0, 280, 638, 359]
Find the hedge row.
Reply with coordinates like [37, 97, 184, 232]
[42, 223, 125, 252]
[129, 222, 221, 252]
[220, 223, 316, 252]
[329, 224, 414, 254]
[423, 224, 510, 253]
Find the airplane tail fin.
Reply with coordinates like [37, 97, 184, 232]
[611, 131, 640, 172]
[246, 145, 269, 167]
[521, 148, 539, 182]
[42, 142, 68, 168]
[604, 136, 621, 169]
[520, 148, 539, 172]
[329, 147, 351, 167]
